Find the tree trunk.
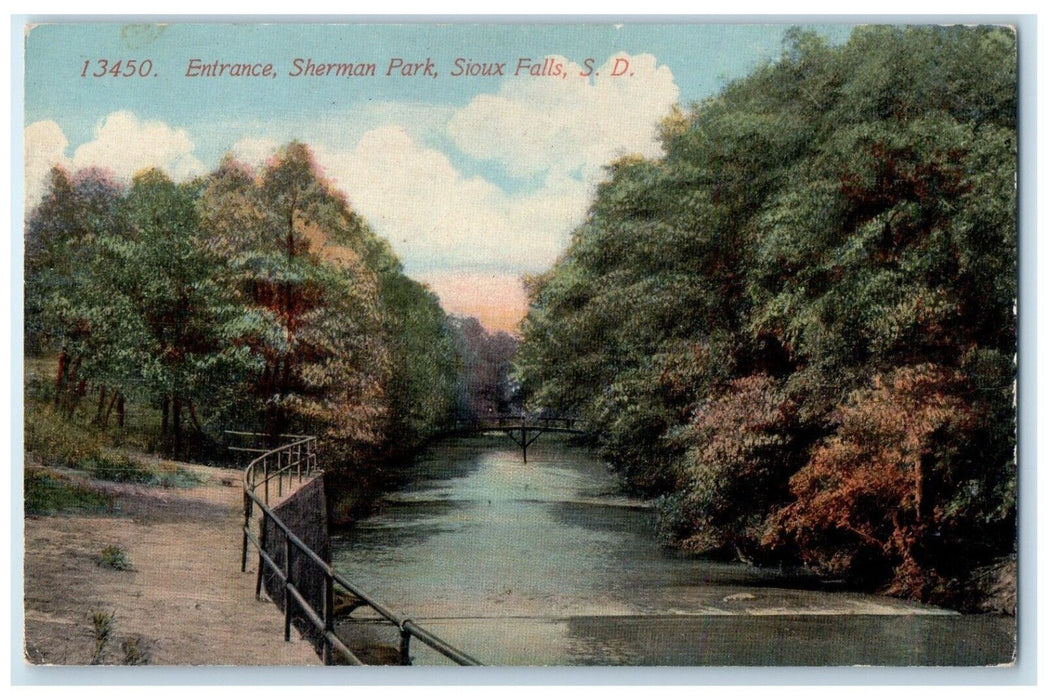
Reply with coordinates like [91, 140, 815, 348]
[187, 398, 203, 433]
[173, 395, 183, 457]
[94, 385, 107, 425]
[161, 395, 170, 437]
[68, 378, 87, 420]
[54, 347, 68, 406]
[102, 389, 119, 428]
[116, 394, 125, 428]
[62, 355, 82, 418]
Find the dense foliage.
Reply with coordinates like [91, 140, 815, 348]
[517, 26, 1017, 603]
[25, 142, 461, 481]
[449, 316, 522, 421]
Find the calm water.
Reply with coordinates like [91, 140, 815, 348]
[329, 436, 1015, 666]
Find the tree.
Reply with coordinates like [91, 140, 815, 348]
[25, 166, 141, 422]
[119, 168, 259, 454]
[450, 316, 521, 421]
[517, 25, 1017, 601]
[763, 365, 997, 598]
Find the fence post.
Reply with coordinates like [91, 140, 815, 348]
[284, 532, 293, 642]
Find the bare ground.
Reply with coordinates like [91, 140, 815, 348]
[22, 460, 322, 666]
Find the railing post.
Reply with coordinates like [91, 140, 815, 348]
[241, 492, 252, 572]
[255, 511, 267, 600]
[399, 625, 412, 665]
[279, 450, 286, 499]
[323, 573, 334, 665]
[522, 420, 528, 464]
[284, 533, 293, 642]
[264, 455, 270, 505]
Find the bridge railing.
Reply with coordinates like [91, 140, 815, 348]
[450, 414, 588, 431]
[238, 434, 482, 666]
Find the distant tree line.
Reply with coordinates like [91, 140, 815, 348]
[449, 316, 522, 421]
[517, 26, 1017, 603]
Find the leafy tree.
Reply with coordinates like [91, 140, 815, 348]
[25, 166, 141, 422]
[763, 365, 999, 598]
[518, 25, 1016, 602]
[198, 142, 459, 474]
[379, 273, 459, 450]
[118, 169, 260, 454]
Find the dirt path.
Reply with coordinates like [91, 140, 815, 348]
[23, 461, 321, 666]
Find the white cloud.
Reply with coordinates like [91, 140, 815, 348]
[446, 53, 678, 181]
[231, 137, 280, 168]
[24, 112, 208, 209]
[72, 111, 205, 183]
[24, 120, 72, 209]
[318, 126, 589, 274]
[304, 57, 679, 278]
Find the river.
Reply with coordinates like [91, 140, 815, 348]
[329, 436, 1015, 666]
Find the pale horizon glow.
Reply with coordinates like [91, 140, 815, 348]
[415, 271, 531, 334]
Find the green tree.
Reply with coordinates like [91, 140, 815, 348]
[518, 25, 1017, 601]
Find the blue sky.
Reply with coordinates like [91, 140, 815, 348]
[23, 21, 853, 329]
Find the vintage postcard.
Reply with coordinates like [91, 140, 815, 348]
[18, 19, 1021, 672]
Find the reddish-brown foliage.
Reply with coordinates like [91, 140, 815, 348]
[765, 364, 977, 597]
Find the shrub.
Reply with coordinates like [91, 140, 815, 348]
[121, 636, 151, 665]
[764, 365, 984, 597]
[666, 374, 802, 560]
[90, 610, 115, 665]
[99, 544, 132, 571]
[24, 469, 112, 515]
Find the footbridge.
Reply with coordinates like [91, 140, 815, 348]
[439, 414, 591, 462]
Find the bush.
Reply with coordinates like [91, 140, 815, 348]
[99, 544, 132, 571]
[90, 610, 115, 665]
[24, 469, 113, 515]
[764, 365, 987, 596]
[24, 402, 105, 470]
[121, 636, 151, 665]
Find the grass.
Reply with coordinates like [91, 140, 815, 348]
[23, 400, 107, 471]
[121, 636, 151, 665]
[99, 544, 133, 571]
[89, 609, 115, 665]
[24, 469, 113, 515]
[80, 454, 204, 488]
[24, 392, 205, 490]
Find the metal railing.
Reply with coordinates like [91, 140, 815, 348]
[238, 433, 482, 666]
[450, 414, 588, 432]
[443, 415, 590, 463]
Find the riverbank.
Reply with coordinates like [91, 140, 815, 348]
[22, 459, 321, 666]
